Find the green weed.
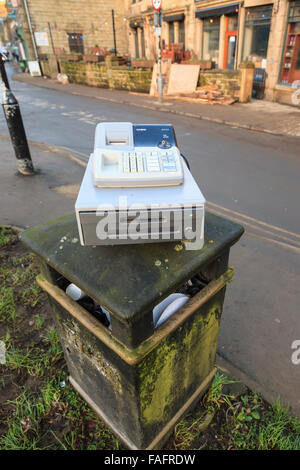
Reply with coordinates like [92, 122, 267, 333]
[205, 372, 236, 410]
[0, 227, 18, 249]
[0, 287, 18, 322]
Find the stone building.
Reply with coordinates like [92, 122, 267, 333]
[18, 0, 128, 58]
[18, 0, 300, 105]
[125, 0, 300, 105]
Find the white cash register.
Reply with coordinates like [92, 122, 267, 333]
[92, 122, 183, 188]
[75, 122, 206, 248]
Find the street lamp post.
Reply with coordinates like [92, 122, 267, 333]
[0, 53, 35, 175]
[153, 0, 163, 104]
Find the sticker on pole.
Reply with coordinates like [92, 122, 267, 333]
[152, 0, 162, 11]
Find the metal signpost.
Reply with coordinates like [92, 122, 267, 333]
[153, 0, 163, 103]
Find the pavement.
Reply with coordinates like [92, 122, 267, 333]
[13, 72, 300, 138]
[0, 135, 84, 229]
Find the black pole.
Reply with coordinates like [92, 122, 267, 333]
[112, 9, 117, 56]
[0, 53, 35, 175]
[0, 54, 10, 89]
[48, 22, 61, 74]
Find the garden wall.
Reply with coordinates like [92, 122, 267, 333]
[199, 70, 241, 99]
[40, 56, 152, 93]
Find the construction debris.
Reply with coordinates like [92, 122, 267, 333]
[168, 84, 237, 105]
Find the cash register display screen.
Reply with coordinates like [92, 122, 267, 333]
[133, 124, 176, 147]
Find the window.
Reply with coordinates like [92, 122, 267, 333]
[141, 28, 145, 58]
[134, 30, 139, 58]
[202, 18, 220, 65]
[242, 5, 273, 65]
[169, 22, 175, 44]
[178, 20, 185, 46]
[228, 15, 238, 31]
[280, 1, 300, 84]
[67, 32, 84, 54]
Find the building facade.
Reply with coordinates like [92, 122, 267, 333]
[125, 0, 300, 105]
[17, 0, 300, 105]
[19, 0, 128, 59]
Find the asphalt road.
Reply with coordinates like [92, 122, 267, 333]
[1, 63, 300, 414]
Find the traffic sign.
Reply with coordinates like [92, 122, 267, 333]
[152, 0, 162, 11]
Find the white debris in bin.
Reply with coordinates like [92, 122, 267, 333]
[153, 293, 189, 329]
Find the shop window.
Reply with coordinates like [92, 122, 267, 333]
[141, 28, 145, 58]
[67, 32, 84, 54]
[169, 22, 175, 44]
[168, 20, 185, 46]
[280, 0, 300, 85]
[178, 20, 185, 46]
[242, 5, 273, 66]
[134, 30, 139, 58]
[202, 17, 220, 65]
[228, 15, 238, 31]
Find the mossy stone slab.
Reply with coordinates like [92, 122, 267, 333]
[20, 211, 244, 322]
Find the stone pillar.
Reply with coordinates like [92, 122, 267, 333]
[195, 18, 203, 59]
[218, 15, 226, 69]
[145, 22, 154, 59]
[185, 7, 192, 50]
[174, 21, 179, 44]
[128, 28, 136, 58]
[237, 6, 245, 66]
[239, 63, 255, 102]
[264, 1, 289, 101]
[137, 27, 142, 57]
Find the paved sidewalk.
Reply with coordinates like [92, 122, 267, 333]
[0, 136, 83, 229]
[14, 72, 300, 138]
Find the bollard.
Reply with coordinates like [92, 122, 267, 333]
[0, 53, 35, 176]
[20, 211, 244, 449]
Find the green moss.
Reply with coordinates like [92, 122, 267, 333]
[138, 296, 224, 427]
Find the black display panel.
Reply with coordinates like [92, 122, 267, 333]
[133, 124, 176, 147]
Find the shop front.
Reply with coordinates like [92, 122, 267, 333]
[163, 13, 185, 48]
[241, 4, 273, 68]
[195, 3, 240, 69]
[224, 14, 239, 69]
[129, 20, 145, 59]
[280, 0, 300, 85]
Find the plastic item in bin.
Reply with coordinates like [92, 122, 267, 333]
[66, 283, 87, 301]
[66, 284, 111, 329]
[94, 305, 111, 330]
[153, 293, 189, 329]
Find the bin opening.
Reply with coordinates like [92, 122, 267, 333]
[51, 270, 209, 334]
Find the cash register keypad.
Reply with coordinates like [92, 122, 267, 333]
[123, 151, 177, 174]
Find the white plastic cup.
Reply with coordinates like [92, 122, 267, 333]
[66, 283, 87, 301]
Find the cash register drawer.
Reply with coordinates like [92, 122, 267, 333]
[79, 207, 204, 245]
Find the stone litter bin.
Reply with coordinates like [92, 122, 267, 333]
[20, 211, 244, 450]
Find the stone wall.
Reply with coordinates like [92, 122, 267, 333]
[198, 70, 241, 99]
[55, 60, 152, 93]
